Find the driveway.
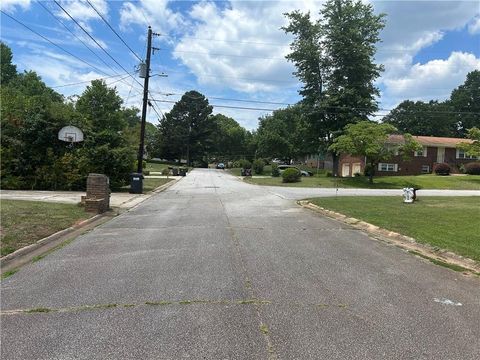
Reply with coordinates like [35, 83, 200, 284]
[1, 169, 479, 359]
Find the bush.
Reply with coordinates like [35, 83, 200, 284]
[434, 162, 451, 176]
[465, 162, 480, 175]
[354, 172, 361, 177]
[326, 171, 333, 177]
[143, 170, 150, 176]
[253, 159, 265, 174]
[233, 159, 251, 169]
[271, 163, 280, 177]
[161, 168, 170, 176]
[282, 168, 301, 183]
[364, 164, 374, 177]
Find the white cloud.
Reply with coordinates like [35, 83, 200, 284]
[119, 0, 187, 34]
[0, 0, 30, 13]
[56, 0, 108, 22]
[468, 16, 480, 34]
[172, 1, 325, 94]
[382, 51, 480, 106]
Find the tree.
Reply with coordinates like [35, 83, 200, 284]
[210, 114, 248, 160]
[329, 121, 420, 183]
[75, 80, 135, 187]
[284, 0, 386, 175]
[458, 127, 480, 158]
[1, 42, 17, 84]
[256, 105, 312, 162]
[158, 91, 214, 165]
[383, 100, 456, 137]
[450, 70, 480, 136]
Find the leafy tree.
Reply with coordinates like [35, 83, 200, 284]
[75, 80, 135, 187]
[329, 121, 420, 183]
[210, 114, 248, 160]
[458, 127, 480, 157]
[0, 42, 17, 84]
[383, 100, 456, 137]
[256, 105, 311, 162]
[284, 0, 386, 175]
[450, 70, 480, 136]
[158, 91, 214, 165]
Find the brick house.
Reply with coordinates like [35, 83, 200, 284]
[338, 135, 476, 177]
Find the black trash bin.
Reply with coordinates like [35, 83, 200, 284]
[179, 168, 187, 176]
[130, 172, 144, 194]
[172, 168, 179, 176]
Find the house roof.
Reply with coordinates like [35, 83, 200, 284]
[387, 135, 473, 148]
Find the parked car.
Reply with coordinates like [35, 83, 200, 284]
[277, 165, 313, 177]
[216, 163, 225, 169]
[271, 158, 284, 164]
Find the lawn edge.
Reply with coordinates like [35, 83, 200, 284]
[298, 200, 480, 275]
[0, 178, 180, 276]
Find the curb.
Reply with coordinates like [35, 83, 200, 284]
[298, 200, 480, 275]
[1, 214, 103, 265]
[0, 177, 181, 275]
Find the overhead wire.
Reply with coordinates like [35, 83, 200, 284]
[52, 0, 144, 89]
[51, 72, 132, 88]
[85, 0, 142, 62]
[149, 98, 480, 116]
[0, 10, 110, 77]
[36, 0, 121, 75]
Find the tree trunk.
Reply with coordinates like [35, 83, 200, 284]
[332, 152, 339, 177]
[369, 161, 375, 184]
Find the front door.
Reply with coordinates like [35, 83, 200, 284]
[437, 147, 445, 163]
[342, 163, 350, 177]
[352, 163, 361, 176]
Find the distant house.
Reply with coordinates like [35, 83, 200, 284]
[338, 135, 476, 177]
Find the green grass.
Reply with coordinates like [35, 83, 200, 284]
[145, 161, 169, 173]
[0, 200, 90, 257]
[245, 174, 480, 190]
[117, 177, 173, 193]
[308, 196, 480, 261]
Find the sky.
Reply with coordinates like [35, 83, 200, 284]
[1, 0, 479, 130]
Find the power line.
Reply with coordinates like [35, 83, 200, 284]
[149, 98, 480, 116]
[53, 0, 143, 89]
[51, 72, 132, 88]
[85, 0, 142, 62]
[0, 9, 110, 76]
[36, 0, 121, 75]
[152, 91, 292, 106]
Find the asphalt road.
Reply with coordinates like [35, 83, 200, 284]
[1, 169, 479, 359]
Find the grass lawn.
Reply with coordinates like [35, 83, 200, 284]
[0, 200, 90, 256]
[245, 174, 480, 190]
[145, 162, 168, 173]
[308, 196, 480, 261]
[117, 177, 173, 193]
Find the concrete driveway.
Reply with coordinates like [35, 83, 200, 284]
[1, 169, 479, 359]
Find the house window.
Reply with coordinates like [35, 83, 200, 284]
[421, 165, 430, 173]
[415, 147, 427, 157]
[456, 149, 477, 160]
[378, 163, 398, 172]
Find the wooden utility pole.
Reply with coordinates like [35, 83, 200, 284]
[137, 26, 152, 175]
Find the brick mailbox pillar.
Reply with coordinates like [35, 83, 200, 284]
[84, 173, 110, 213]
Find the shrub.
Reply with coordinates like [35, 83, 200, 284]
[241, 160, 252, 169]
[253, 159, 265, 174]
[282, 168, 301, 183]
[465, 162, 480, 175]
[364, 164, 374, 177]
[326, 171, 333, 177]
[434, 162, 451, 176]
[271, 163, 280, 177]
[143, 170, 150, 176]
[161, 168, 170, 176]
[354, 172, 361, 177]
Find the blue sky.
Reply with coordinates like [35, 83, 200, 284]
[1, 0, 479, 130]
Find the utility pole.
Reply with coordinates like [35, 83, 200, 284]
[131, 26, 153, 194]
[137, 26, 152, 174]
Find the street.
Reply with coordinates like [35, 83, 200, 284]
[1, 169, 479, 359]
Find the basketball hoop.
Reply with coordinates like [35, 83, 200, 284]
[58, 126, 84, 144]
